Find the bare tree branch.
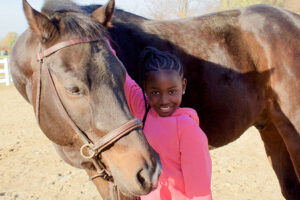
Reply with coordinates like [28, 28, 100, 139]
[146, 0, 216, 19]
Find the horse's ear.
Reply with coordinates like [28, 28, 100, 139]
[23, 0, 58, 43]
[91, 0, 115, 27]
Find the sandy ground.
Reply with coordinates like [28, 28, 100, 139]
[0, 84, 284, 200]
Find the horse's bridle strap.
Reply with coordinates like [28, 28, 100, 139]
[36, 36, 102, 61]
[36, 36, 142, 184]
[92, 118, 142, 152]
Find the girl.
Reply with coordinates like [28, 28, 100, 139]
[124, 47, 212, 200]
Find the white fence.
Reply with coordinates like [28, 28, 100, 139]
[0, 58, 12, 86]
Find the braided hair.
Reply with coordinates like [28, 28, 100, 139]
[138, 47, 183, 84]
[138, 47, 184, 126]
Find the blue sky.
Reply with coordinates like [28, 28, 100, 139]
[0, 0, 147, 39]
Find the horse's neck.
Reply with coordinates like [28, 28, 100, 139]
[109, 19, 190, 80]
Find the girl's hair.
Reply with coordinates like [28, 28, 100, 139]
[138, 47, 183, 83]
[138, 47, 184, 125]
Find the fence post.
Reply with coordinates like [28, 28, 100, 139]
[0, 57, 10, 86]
[4, 58, 9, 86]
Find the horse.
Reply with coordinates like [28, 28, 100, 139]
[82, 0, 300, 199]
[9, 0, 161, 199]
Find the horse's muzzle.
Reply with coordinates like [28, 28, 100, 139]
[136, 157, 161, 193]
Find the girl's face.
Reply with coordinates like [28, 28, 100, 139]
[144, 70, 186, 117]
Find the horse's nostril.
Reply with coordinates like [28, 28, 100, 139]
[136, 167, 152, 190]
[137, 169, 146, 187]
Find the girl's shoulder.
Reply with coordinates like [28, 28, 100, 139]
[173, 108, 205, 142]
[172, 107, 200, 126]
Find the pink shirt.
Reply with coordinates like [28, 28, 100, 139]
[124, 74, 212, 200]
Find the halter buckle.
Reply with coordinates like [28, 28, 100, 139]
[80, 143, 95, 159]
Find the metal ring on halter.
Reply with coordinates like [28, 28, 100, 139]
[80, 143, 96, 159]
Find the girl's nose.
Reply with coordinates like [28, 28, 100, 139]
[160, 94, 169, 104]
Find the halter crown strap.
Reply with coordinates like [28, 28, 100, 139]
[36, 36, 102, 61]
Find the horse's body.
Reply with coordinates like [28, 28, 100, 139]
[10, 0, 161, 199]
[97, 2, 299, 199]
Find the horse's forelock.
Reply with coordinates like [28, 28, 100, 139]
[41, 0, 108, 38]
[42, 0, 81, 13]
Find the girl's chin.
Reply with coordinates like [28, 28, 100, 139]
[156, 109, 175, 117]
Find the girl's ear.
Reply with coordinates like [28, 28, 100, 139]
[182, 78, 187, 94]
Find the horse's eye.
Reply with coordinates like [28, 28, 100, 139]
[65, 86, 82, 96]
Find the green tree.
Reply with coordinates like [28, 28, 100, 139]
[0, 32, 18, 54]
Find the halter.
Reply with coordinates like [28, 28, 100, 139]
[35, 36, 142, 183]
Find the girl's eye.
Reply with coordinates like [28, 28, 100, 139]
[151, 91, 159, 95]
[169, 90, 177, 95]
[65, 86, 83, 96]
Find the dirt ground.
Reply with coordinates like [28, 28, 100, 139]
[0, 85, 284, 200]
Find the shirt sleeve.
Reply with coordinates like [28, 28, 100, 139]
[124, 73, 146, 120]
[178, 116, 212, 200]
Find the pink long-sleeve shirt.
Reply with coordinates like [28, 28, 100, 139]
[124, 74, 212, 200]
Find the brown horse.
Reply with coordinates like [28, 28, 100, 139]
[88, 0, 298, 199]
[10, 0, 161, 199]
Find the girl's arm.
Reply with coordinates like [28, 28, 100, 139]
[179, 117, 212, 200]
[107, 40, 146, 119]
[124, 73, 146, 120]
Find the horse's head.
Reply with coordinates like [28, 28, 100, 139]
[20, 0, 160, 197]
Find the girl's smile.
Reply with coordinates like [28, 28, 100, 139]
[144, 70, 186, 117]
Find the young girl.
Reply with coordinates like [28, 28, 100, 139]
[123, 47, 212, 200]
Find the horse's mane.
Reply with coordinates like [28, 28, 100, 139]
[41, 0, 108, 38]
